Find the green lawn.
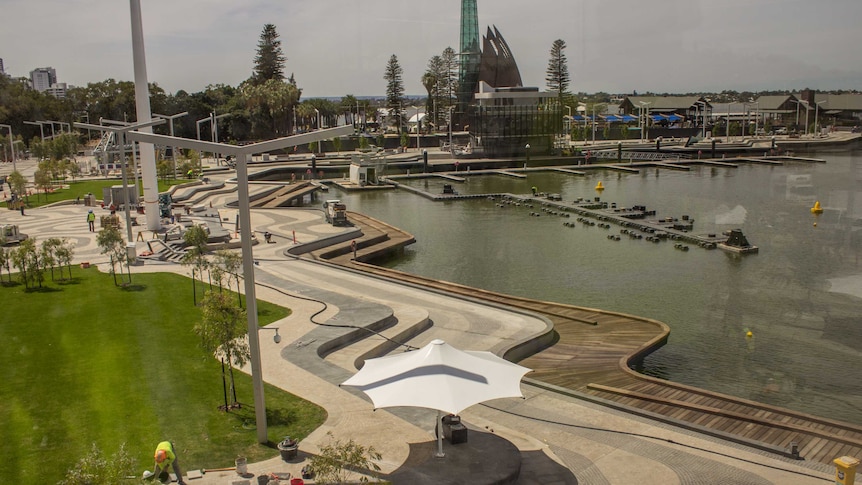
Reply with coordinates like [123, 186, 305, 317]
[3, 178, 196, 208]
[0, 268, 326, 484]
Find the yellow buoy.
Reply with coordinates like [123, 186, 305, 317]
[746, 331, 753, 338]
[811, 201, 823, 214]
[595, 181, 604, 191]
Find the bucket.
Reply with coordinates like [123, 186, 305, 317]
[277, 437, 298, 461]
[235, 456, 248, 475]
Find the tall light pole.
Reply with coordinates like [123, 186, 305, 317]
[23, 121, 45, 141]
[121, 124, 354, 444]
[0, 124, 16, 171]
[412, 106, 421, 151]
[154, 111, 189, 178]
[77, 118, 166, 243]
[801, 100, 811, 135]
[814, 100, 827, 137]
[639, 102, 651, 142]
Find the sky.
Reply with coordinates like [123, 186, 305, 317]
[3, 0, 862, 98]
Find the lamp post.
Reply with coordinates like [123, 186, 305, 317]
[76, 118, 166, 243]
[694, 101, 706, 138]
[525, 143, 530, 167]
[591, 105, 596, 145]
[448, 105, 455, 156]
[23, 121, 45, 141]
[814, 100, 826, 137]
[153, 111, 189, 178]
[794, 99, 800, 132]
[639, 102, 651, 142]
[415, 106, 423, 152]
[0, 124, 16, 171]
[119, 124, 354, 444]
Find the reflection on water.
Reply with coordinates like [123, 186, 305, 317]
[334, 147, 862, 425]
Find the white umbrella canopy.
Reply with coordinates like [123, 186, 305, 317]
[341, 339, 530, 456]
[342, 339, 530, 415]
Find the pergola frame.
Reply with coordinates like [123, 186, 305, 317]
[77, 123, 353, 443]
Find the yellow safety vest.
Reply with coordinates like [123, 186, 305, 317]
[154, 441, 176, 471]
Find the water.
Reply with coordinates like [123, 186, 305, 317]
[332, 147, 862, 425]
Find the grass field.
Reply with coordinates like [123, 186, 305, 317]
[3, 178, 196, 208]
[0, 267, 326, 484]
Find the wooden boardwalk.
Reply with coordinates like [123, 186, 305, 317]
[310, 220, 862, 466]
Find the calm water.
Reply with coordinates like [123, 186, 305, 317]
[333, 146, 862, 425]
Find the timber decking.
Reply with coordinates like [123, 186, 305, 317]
[311, 229, 862, 466]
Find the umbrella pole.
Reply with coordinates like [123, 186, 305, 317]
[436, 410, 445, 457]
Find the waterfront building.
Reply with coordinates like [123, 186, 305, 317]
[458, 1, 561, 156]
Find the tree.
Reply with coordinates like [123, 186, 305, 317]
[195, 290, 249, 410]
[11, 239, 43, 289]
[441, 47, 458, 112]
[252, 24, 286, 85]
[212, 249, 243, 307]
[332, 136, 342, 154]
[384, 54, 405, 132]
[309, 432, 383, 484]
[33, 169, 52, 201]
[54, 238, 75, 280]
[7, 170, 27, 200]
[40, 238, 61, 281]
[59, 442, 137, 485]
[0, 244, 10, 284]
[182, 224, 210, 305]
[96, 225, 132, 286]
[546, 39, 571, 109]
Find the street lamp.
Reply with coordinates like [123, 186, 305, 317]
[154, 111, 189, 178]
[638, 102, 651, 142]
[75, 118, 166, 243]
[525, 143, 531, 167]
[122, 124, 353, 444]
[0, 124, 16, 171]
[23, 121, 45, 140]
[814, 100, 827, 137]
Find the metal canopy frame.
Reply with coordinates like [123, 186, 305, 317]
[75, 123, 352, 443]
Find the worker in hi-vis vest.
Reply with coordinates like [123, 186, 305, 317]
[144, 441, 186, 484]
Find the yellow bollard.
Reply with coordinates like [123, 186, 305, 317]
[835, 456, 860, 485]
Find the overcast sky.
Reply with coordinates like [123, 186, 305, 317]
[3, 0, 861, 98]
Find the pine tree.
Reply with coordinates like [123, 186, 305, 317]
[545, 39, 571, 106]
[252, 24, 286, 85]
[384, 54, 405, 132]
[441, 47, 458, 112]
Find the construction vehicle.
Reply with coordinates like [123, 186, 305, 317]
[0, 224, 29, 245]
[323, 199, 348, 226]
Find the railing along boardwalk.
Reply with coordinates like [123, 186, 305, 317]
[312, 227, 862, 466]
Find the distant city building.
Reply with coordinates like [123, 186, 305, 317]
[30, 67, 57, 92]
[0, 58, 5, 75]
[46, 82, 68, 99]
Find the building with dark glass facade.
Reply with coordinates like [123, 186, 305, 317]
[458, 1, 561, 157]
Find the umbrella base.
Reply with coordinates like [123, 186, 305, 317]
[387, 428, 521, 485]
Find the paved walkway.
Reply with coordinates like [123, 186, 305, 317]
[0, 164, 837, 484]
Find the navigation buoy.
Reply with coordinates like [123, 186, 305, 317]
[810, 201, 823, 214]
[746, 331, 753, 338]
[595, 181, 604, 191]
